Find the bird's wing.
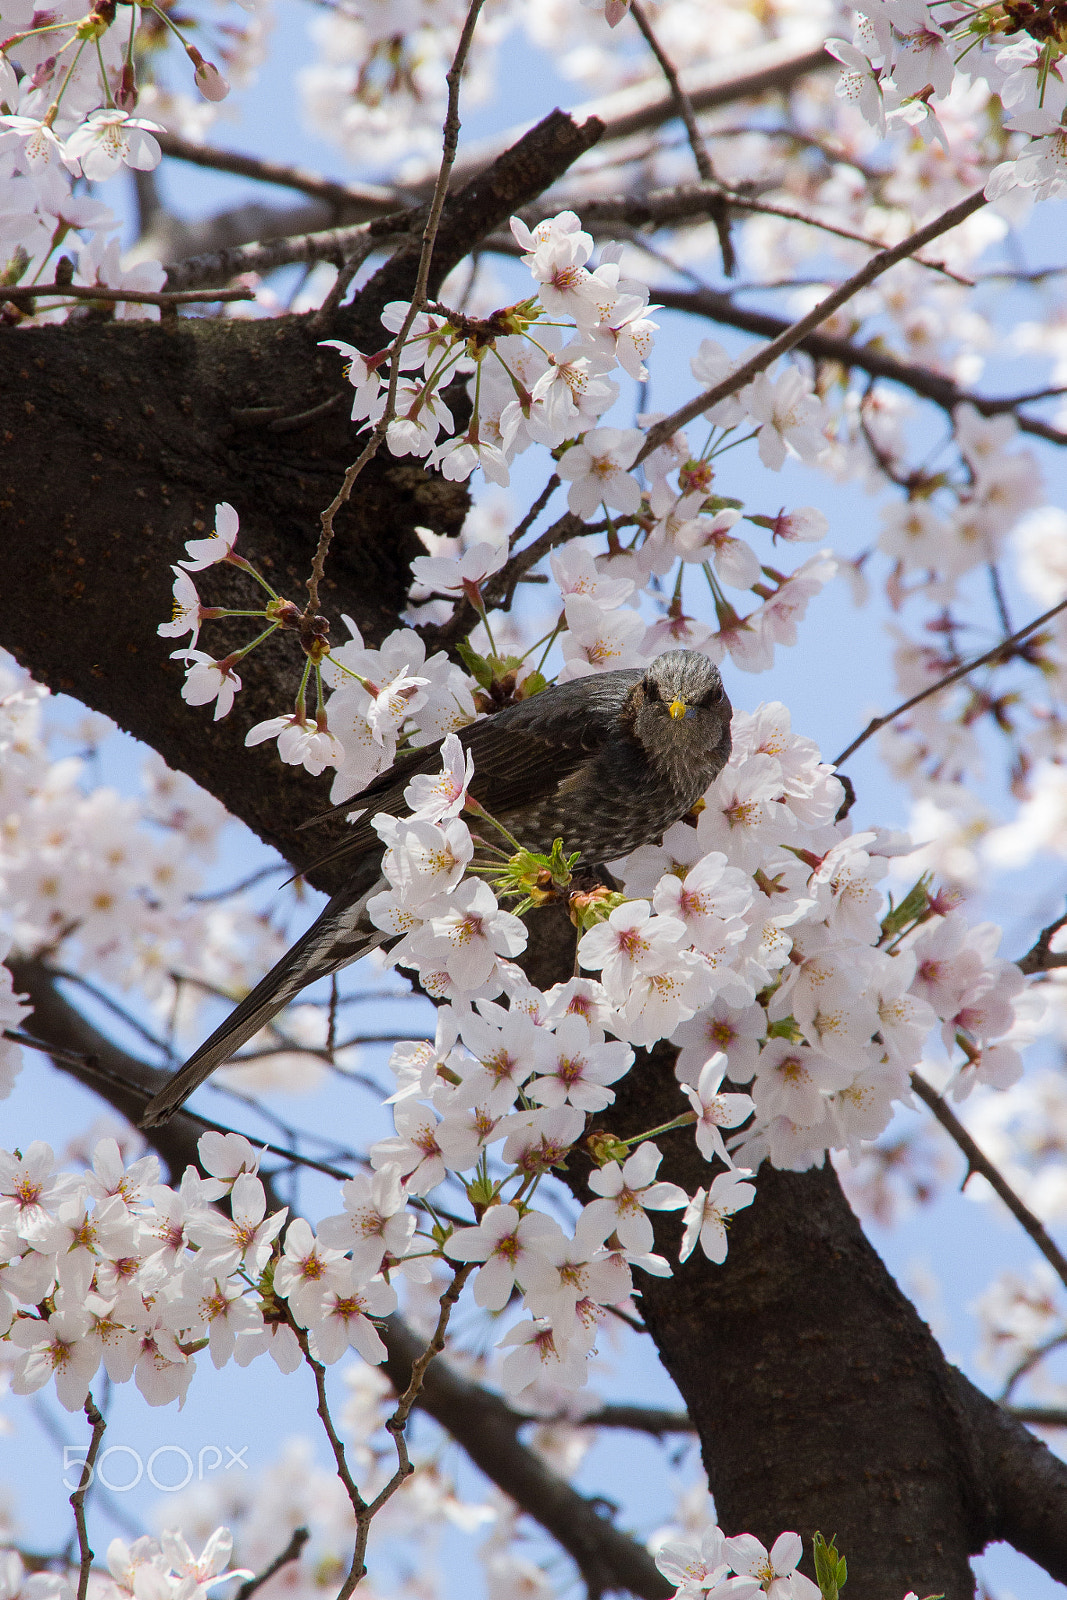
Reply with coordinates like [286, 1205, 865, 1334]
[301, 678, 637, 871]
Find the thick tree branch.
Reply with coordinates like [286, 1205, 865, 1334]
[8, 958, 207, 1178]
[1018, 905, 1067, 975]
[154, 38, 829, 227]
[444, 38, 831, 185]
[4, 284, 255, 308]
[0, 110, 602, 880]
[502, 941, 1067, 1600]
[951, 1368, 1067, 1583]
[156, 131, 405, 214]
[164, 218, 408, 292]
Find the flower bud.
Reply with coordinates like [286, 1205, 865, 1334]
[186, 45, 230, 101]
[116, 62, 138, 110]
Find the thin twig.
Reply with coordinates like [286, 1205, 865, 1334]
[235, 1528, 311, 1600]
[911, 1072, 1067, 1294]
[70, 1394, 105, 1600]
[641, 280, 1067, 449]
[189, 863, 289, 903]
[297, 1327, 367, 1512]
[559, 1403, 694, 1433]
[310, 235, 385, 333]
[421, 473, 562, 649]
[711, 194, 973, 285]
[509, 472, 561, 549]
[627, 3, 714, 182]
[45, 967, 174, 1055]
[3, 283, 254, 307]
[1009, 1406, 1067, 1428]
[998, 1331, 1067, 1403]
[306, 0, 488, 619]
[344, 1264, 475, 1598]
[627, 0, 733, 273]
[1017, 904, 1067, 976]
[269, 393, 346, 435]
[4, 1028, 99, 1071]
[635, 187, 988, 464]
[3, 1026, 356, 1180]
[988, 561, 1013, 637]
[832, 597, 1067, 768]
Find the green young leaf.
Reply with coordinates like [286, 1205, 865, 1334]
[475, 838, 581, 916]
[812, 1532, 847, 1599]
[518, 669, 548, 699]
[465, 1173, 497, 1209]
[456, 637, 494, 690]
[880, 871, 933, 942]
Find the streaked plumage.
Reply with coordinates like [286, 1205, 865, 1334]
[141, 650, 732, 1127]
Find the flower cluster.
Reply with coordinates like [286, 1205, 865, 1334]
[0, 1131, 394, 1411]
[829, 0, 1067, 194]
[3, 684, 1034, 1416]
[655, 1523, 821, 1599]
[0, 0, 263, 320]
[0, 1529, 250, 1600]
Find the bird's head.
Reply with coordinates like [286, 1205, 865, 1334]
[625, 650, 733, 795]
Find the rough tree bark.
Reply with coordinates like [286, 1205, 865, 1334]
[3, 110, 1067, 1600]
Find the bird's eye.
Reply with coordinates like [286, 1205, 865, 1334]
[645, 678, 662, 703]
[700, 680, 724, 707]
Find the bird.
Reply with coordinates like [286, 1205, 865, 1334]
[140, 649, 732, 1127]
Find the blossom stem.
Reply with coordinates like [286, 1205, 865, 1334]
[226, 554, 280, 599]
[43, 35, 89, 127]
[230, 622, 281, 662]
[95, 35, 114, 107]
[138, 2, 192, 51]
[625, 1112, 698, 1145]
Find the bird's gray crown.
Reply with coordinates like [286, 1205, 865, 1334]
[643, 649, 725, 707]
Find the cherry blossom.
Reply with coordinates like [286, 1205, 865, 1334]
[584, 1143, 687, 1253]
[445, 1203, 564, 1310]
[679, 1169, 757, 1264]
[743, 369, 827, 471]
[180, 503, 241, 571]
[681, 1056, 755, 1166]
[64, 109, 163, 179]
[172, 651, 243, 720]
[722, 1531, 820, 1600]
[557, 427, 644, 518]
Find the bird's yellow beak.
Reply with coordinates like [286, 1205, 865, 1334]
[668, 698, 688, 720]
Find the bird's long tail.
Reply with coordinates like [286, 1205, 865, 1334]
[141, 872, 386, 1127]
